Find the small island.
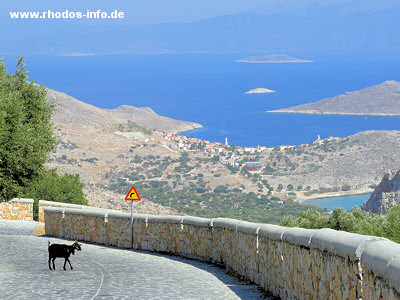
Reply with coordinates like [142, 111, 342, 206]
[246, 88, 276, 94]
[235, 54, 313, 63]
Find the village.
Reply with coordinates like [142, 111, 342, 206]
[155, 130, 340, 174]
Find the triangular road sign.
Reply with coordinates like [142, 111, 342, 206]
[125, 185, 141, 201]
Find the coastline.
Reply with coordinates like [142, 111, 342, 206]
[266, 110, 400, 116]
[179, 126, 207, 136]
[176, 123, 203, 133]
[296, 188, 373, 203]
[235, 60, 313, 63]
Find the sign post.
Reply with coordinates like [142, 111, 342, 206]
[125, 185, 141, 249]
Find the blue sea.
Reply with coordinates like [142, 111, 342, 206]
[4, 53, 400, 148]
[302, 194, 371, 211]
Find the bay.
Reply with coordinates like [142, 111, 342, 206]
[302, 193, 371, 211]
[4, 53, 400, 147]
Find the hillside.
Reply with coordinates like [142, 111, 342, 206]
[47, 88, 202, 133]
[46, 88, 202, 215]
[362, 169, 400, 215]
[260, 131, 400, 194]
[268, 81, 400, 115]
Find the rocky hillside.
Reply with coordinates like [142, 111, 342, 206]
[46, 88, 202, 133]
[45, 88, 203, 215]
[269, 80, 400, 115]
[259, 130, 400, 192]
[362, 169, 400, 215]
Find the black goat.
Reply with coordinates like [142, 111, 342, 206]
[48, 241, 81, 270]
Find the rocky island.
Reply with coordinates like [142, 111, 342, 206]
[246, 88, 275, 94]
[268, 80, 400, 115]
[235, 54, 313, 63]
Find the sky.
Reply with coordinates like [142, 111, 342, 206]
[2, 0, 400, 24]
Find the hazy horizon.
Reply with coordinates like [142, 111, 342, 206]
[2, 0, 400, 24]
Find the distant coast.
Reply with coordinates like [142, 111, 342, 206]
[236, 54, 313, 63]
[266, 110, 400, 116]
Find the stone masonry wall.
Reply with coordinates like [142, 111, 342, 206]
[107, 212, 131, 249]
[0, 199, 33, 221]
[0, 198, 123, 223]
[44, 207, 400, 299]
[38, 200, 85, 223]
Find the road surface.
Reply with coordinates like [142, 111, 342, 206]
[0, 220, 266, 299]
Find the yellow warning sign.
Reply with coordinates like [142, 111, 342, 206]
[125, 185, 141, 201]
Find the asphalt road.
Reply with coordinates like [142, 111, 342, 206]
[0, 220, 266, 300]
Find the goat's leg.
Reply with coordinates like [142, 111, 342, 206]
[66, 258, 73, 270]
[48, 256, 52, 270]
[52, 258, 56, 270]
[63, 258, 67, 270]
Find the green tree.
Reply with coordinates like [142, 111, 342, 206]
[211, 155, 220, 162]
[341, 185, 351, 191]
[133, 155, 143, 164]
[241, 165, 250, 174]
[196, 187, 207, 194]
[179, 152, 190, 163]
[214, 185, 229, 193]
[21, 169, 87, 205]
[385, 206, 400, 243]
[263, 165, 276, 174]
[0, 57, 56, 200]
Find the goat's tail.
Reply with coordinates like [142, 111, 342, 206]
[48, 240, 51, 248]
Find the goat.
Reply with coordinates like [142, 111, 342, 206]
[48, 241, 81, 270]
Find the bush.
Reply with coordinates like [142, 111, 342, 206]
[214, 185, 229, 193]
[133, 155, 143, 164]
[341, 185, 351, 191]
[211, 155, 220, 162]
[281, 207, 400, 243]
[21, 169, 87, 205]
[196, 187, 207, 194]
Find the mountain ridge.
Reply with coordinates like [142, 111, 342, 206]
[46, 88, 202, 133]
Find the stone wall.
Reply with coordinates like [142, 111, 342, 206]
[45, 207, 400, 299]
[38, 200, 126, 223]
[0, 198, 33, 221]
[1, 198, 124, 223]
[38, 200, 86, 223]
